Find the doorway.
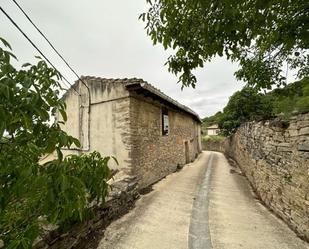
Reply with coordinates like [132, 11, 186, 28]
[185, 141, 190, 164]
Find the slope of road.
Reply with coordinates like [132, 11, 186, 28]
[96, 151, 309, 249]
[209, 152, 309, 249]
[97, 152, 211, 249]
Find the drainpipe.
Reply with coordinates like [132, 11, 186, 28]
[79, 78, 91, 152]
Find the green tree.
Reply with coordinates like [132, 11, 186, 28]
[202, 111, 223, 127]
[218, 87, 273, 135]
[0, 38, 113, 248]
[142, 0, 309, 89]
[270, 77, 309, 116]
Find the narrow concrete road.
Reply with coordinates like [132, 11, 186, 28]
[209, 152, 309, 249]
[97, 151, 309, 249]
[97, 152, 211, 249]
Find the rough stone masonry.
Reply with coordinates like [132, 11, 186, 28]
[225, 112, 309, 241]
[59, 77, 202, 189]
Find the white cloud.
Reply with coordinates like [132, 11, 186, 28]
[1, 0, 246, 117]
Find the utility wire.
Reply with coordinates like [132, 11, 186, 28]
[11, 0, 90, 91]
[3, 3, 92, 151]
[0, 6, 80, 95]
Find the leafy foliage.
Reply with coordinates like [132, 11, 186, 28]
[0, 38, 112, 248]
[269, 77, 309, 116]
[142, 0, 309, 89]
[217, 87, 273, 135]
[202, 111, 223, 128]
[204, 78, 309, 135]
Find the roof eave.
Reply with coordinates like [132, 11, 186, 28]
[126, 83, 202, 123]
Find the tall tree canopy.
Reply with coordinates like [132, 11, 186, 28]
[142, 0, 309, 89]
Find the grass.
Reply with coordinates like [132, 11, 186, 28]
[202, 135, 226, 142]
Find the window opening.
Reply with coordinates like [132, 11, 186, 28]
[162, 108, 169, 135]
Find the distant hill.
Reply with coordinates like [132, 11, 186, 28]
[268, 77, 309, 117]
[202, 78, 309, 135]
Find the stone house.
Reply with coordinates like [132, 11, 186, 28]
[205, 124, 220, 136]
[60, 76, 202, 188]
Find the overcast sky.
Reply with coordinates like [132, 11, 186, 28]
[1, 0, 247, 117]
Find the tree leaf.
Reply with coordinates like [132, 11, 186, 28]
[0, 37, 12, 50]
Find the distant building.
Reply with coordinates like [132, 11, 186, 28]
[205, 124, 220, 136]
[59, 77, 202, 188]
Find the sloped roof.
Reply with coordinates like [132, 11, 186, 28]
[206, 124, 219, 129]
[77, 76, 201, 122]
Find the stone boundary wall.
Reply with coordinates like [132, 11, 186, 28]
[34, 176, 139, 249]
[201, 140, 225, 152]
[224, 113, 309, 241]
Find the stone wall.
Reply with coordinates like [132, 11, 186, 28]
[60, 78, 202, 188]
[129, 95, 201, 188]
[225, 113, 309, 241]
[201, 139, 225, 152]
[61, 79, 132, 172]
[34, 176, 139, 249]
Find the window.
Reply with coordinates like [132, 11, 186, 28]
[162, 108, 169, 135]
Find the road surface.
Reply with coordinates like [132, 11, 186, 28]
[97, 151, 309, 249]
